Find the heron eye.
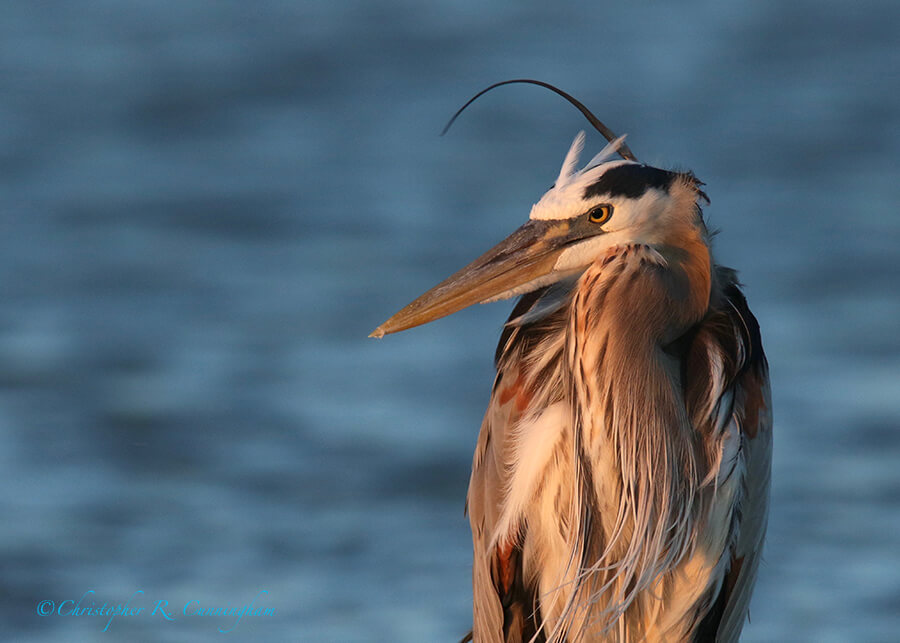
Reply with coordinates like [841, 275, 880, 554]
[588, 204, 613, 224]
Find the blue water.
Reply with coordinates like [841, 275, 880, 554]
[1, 1, 898, 641]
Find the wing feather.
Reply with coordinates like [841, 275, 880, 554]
[713, 368, 771, 642]
[689, 275, 772, 642]
[469, 287, 563, 643]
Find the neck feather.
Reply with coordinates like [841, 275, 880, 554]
[553, 239, 714, 638]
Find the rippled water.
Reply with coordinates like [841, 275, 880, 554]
[1, 1, 898, 641]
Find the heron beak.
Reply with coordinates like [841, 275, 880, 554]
[370, 219, 578, 337]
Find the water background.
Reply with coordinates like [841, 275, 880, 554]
[1, 1, 898, 641]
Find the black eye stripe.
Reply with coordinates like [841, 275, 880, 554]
[583, 164, 676, 200]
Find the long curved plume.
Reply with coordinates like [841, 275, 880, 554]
[440, 79, 639, 163]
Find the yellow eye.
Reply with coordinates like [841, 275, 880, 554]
[588, 204, 613, 224]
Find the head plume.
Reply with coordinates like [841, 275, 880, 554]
[530, 132, 634, 220]
[441, 79, 638, 163]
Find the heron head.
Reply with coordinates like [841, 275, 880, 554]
[370, 132, 708, 338]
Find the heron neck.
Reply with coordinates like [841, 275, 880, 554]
[561, 241, 712, 633]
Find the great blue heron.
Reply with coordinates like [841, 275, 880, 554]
[371, 81, 771, 643]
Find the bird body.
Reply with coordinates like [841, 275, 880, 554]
[372, 88, 771, 642]
[469, 252, 769, 643]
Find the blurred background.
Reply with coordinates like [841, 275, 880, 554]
[1, 1, 898, 641]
